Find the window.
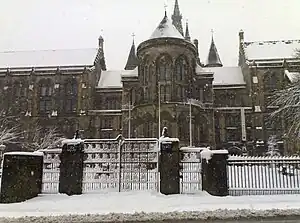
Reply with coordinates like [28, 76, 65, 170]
[177, 86, 185, 101]
[39, 99, 52, 113]
[226, 129, 239, 141]
[264, 72, 277, 91]
[65, 98, 77, 112]
[39, 79, 53, 114]
[63, 79, 77, 113]
[245, 114, 252, 127]
[102, 132, 112, 139]
[101, 117, 113, 129]
[13, 81, 27, 97]
[160, 85, 171, 102]
[144, 66, 149, 85]
[157, 55, 171, 81]
[175, 57, 187, 81]
[106, 97, 117, 109]
[226, 114, 240, 127]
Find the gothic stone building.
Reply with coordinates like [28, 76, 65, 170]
[0, 0, 299, 154]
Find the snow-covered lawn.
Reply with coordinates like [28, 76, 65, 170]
[2, 191, 300, 222]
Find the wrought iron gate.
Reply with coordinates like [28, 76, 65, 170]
[82, 137, 159, 192]
[180, 148, 202, 194]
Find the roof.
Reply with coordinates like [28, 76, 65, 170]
[284, 69, 300, 83]
[122, 67, 138, 77]
[0, 48, 99, 68]
[244, 40, 300, 60]
[205, 37, 222, 67]
[98, 70, 122, 89]
[124, 41, 139, 70]
[98, 66, 245, 89]
[149, 14, 184, 40]
[204, 66, 245, 86]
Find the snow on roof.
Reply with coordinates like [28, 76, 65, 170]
[62, 138, 84, 145]
[0, 48, 99, 68]
[99, 66, 244, 88]
[284, 69, 300, 83]
[4, 151, 44, 156]
[149, 15, 184, 40]
[203, 66, 245, 86]
[244, 40, 300, 60]
[121, 67, 138, 77]
[98, 70, 123, 89]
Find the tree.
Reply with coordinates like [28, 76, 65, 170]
[270, 49, 300, 137]
[0, 110, 22, 145]
[265, 135, 281, 156]
[22, 125, 65, 151]
[270, 71, 300, 137]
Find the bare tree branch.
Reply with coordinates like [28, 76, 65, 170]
[22, 124, 65, 151]
[269, 52, 300, 137]
[0, 109, 22, 145]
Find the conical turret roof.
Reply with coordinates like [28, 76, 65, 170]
[149, 13, 184, 40]
[124, 40, 138, 70]
[205, 35, 223, 67]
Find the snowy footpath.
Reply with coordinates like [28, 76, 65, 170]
[1, 191, 300, 222]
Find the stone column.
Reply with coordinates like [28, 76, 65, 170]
[159, 128, 180, 195]
[59, 137, 85, 196]
[201, 148, 229, 196]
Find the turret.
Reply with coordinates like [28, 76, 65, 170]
[205, 31, 223, 67]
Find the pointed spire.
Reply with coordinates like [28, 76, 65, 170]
[172, 0, 184, 36]
[164, 3, 167, 17]
[205, 30, 223, 67]
[124, 33, 139, 70]
[185, 21, 191, 41]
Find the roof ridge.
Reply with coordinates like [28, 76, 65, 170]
[245, 39, 300, 45]
[0, 48, 98, 54]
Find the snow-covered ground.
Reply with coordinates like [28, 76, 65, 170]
[2, 191, 300, 222]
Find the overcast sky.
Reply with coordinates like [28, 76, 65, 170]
[0, 0, 300, 70]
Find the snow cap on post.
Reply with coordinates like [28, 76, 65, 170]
[200, 148, 229, 163]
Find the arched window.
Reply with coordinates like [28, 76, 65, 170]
[13, 81, 27, 97]
[177, 86, 185, 101]
[160, 85, 171, 102]
[157, 55, 172, 81]
[175, 56, 187, 81]
[144, 66, 148, 84]
[39, 79, 53, 114]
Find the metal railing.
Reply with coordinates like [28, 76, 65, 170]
[41, 137, 160, 193]
[228, 155, 300, 196]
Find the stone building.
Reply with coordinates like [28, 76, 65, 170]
[0, 0, 299, 154]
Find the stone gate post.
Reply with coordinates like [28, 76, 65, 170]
[59, 137, 85, 196]
[201, 148, 229, 196]
[159, 127, 180, 195]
